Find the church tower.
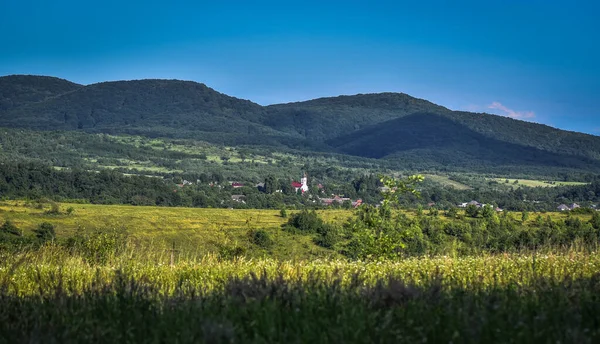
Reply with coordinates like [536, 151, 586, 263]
[301, 172, 309, 193]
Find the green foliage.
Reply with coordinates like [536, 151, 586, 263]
[65, 228, 128, 265]
[522, 210, 530, 223]
[481, 205, 495, 219]
[279, 207, 287, 218]
[445, 207, 458, 218]
[591, 212, 600, 230]
[0, 219, 22, 236]
[465, 204, 479, 218]
[3, 75, 600, 175]
[248, 229, 273, 249]
[33, 222, 55, 242]
[284, 210, 326, 233]
[313, 225, 340, 249]
[45, 202, 61, 215]
[1, 252, 600, 343]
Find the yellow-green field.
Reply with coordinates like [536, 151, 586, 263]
[493, 178, 588, 188]
[0, 202, 352, 259]
[424, 174, 471, 190]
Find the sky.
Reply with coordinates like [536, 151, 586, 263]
[1, 0, 599, 134]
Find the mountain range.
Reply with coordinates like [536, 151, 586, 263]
[1, 75, 600, 173]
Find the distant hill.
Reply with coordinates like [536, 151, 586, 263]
[1, 74, 599, 173]
[0, 75, 82, 111]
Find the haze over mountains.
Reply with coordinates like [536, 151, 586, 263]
[1, 75, 600, 172]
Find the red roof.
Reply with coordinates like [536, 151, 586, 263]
[291, 181, 302, 188]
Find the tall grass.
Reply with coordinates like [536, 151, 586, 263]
[1, 247, 599, 343]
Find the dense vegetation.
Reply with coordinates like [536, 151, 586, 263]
[2, 75, 600, 342]
[1, 248, 599, 342]
[2, 75, 600, 174]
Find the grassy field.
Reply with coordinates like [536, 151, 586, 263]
[493, 178, 589, 188]
[0, 202, 352, 260]
[1, 249, 599, 342]
[424, 174, 472, 190]
[1, 201, 594, 260]
[1, 201, 599, 342]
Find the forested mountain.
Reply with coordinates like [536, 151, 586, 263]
[0, 75, 82, 111]
[1, 75, 599, 173]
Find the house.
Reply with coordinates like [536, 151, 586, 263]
[231, 195, 246, 203]
[460, 201, 482, 208]
[231, 182, 244, 188]
[557, 204, 570, 211]
[352, 199, 363, 208]
[320, 195, 362, 208]
[495, 207, 503, 212]
[570, 203, 580, 210]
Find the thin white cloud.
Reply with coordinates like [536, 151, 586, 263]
[488, 101, 535, 119]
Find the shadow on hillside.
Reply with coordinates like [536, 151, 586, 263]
[328, 113, 600, 170]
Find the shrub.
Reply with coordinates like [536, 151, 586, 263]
[33, 222, 56, 242]
[284, 210, 325, 233]
[0, 219, 22, 236]
[249, 229, 273, 249]
[313, 225, 339, 249]
[445, 207, 458, 218]
[45, 202, 62, 215]
[65, 228, 128, 264]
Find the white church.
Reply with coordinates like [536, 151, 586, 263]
[291, 173, 309, 193]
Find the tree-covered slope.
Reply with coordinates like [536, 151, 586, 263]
[264, 92, 450, 141]
[1, 75, 600, 172]
[0, 75, 82, 111]
[327, 113, 600, 171]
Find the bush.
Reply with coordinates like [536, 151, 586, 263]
[65, 228, 128, 264]
[45, 202, 62, 215]
[280, 208, 288, 218]
[0, 219, 22, 236]
[313, 225, 339, 249]
[249, 229, 273, 249]
[284, 210, 325, 233]
[33, 222, 56, 242]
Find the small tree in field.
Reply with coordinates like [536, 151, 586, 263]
[465, 205, 479, 218]
[1, 219, 22, 236]
[343, 174, 424, 260]
[34, 222, 56, 243]
[521, 210, 530, 223]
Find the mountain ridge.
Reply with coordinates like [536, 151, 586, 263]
[1, 74, 599, 172]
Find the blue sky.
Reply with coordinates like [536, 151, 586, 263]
[1, 0, 598, 134]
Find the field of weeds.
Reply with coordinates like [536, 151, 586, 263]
[1, 249, 599, 343]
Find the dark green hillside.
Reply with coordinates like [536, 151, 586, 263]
[264, 92, 449, 141]
[2, 75, 600, 173]
[446, 110, 600, 161]
[328, 113, 600, 171]
[0, 77, 304, 146]
[267, 93, 600, 161]
[0, 75, 82, 111]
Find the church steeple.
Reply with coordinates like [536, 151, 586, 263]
[300, 172, 309, 193]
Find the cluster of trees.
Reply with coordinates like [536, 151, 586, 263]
[2, 160, 600, 212]
[284, 176, 600, 259]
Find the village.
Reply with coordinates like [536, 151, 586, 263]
[176, 173, 363, 208]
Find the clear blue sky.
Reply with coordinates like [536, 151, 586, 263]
[1, 0, 598, 134]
